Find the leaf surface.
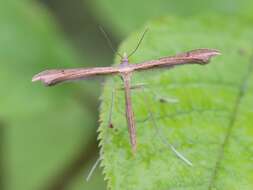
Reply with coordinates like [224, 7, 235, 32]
[89, 0, 253, 35]
[99, 17, 253, 190]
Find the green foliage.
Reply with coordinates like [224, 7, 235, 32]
[0, 1, 104, 190]
[2, 0, 253, 190]
[99, 16, 253, 190]
[90, 0, 253, 36]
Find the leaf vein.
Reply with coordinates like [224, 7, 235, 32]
[207, 57, 253, 190]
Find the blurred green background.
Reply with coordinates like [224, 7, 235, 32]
[0, 0, 252, 190]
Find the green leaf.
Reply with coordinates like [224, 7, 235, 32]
[99, 16, 253, 190]
[0, 1, 101, 189]
[89, 0, 253, 35]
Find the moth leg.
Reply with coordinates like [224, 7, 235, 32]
[86, 83, 116, 181]
[107, 86, 115, 128]
[141, 84, 179, 104]
[116, 82, 147, 91]
[137, 86, 192, 165]
[131, 84, 179, 123]
[148, 110, 193, 166]
[85, 157, 102, 181]
[111, 83, 147, 117]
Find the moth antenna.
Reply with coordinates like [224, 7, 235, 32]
[128, 28, 149, 58]
[99, 26, 123, 58]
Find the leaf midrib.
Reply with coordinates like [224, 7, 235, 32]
[208, 56, 253, 189]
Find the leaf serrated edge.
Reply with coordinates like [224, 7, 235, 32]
[97, 80, 114, 190]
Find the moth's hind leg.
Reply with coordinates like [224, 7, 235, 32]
[116, 82, 147, 91]
[137, 86, 192, 166]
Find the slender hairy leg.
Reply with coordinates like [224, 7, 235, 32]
[148, 111, 193, 166]
[108, 86, 115, 128]
[86, 156, 101, 181]
[86, 83, 115, 181]
[137, 86, 192, 165]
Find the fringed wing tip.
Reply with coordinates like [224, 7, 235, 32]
[191, 48, 221, 56]
[204, 48, 221, 56]
[31, 70, 54, 86]
[188, 48, 221, 64]
[203, 49, 221, 63]
[31, 75, 40, 82]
